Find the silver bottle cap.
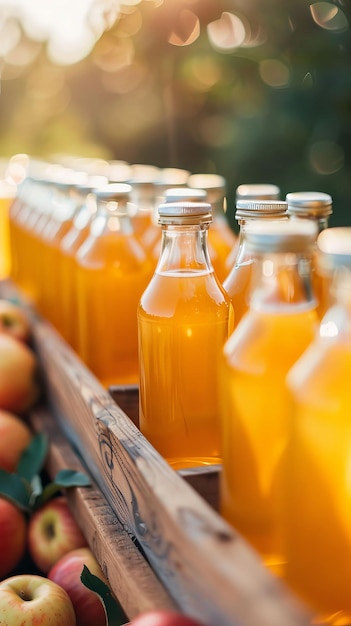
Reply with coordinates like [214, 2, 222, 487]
[245, 220, 318, 254]
[164, 187, 207, 203]
[235, 199, 287, 220]
[317, 227, 351, 270]
[236, 183, 280, 201]
[158, 201, 212, 224]
[286, 191, 333, 218]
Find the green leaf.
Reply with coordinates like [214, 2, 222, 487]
[16, 433, 49, 482]
[80, 565, 127, 626]
[0, 469, 32, 512]
[53, 469, 91, 488]
[34, 469, 91, 509]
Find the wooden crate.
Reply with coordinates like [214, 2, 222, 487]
[0, 280, 313, 626]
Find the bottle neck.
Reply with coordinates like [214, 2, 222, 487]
[156, 223, 213, 274]
[91, 201, 134, 237]
[289, 214, 330, 234]
[249, 250, 316, 311]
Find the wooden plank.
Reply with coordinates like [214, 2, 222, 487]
[28, 407, 178, 620]
[1, 280, 313, 626]
[109, 384, 220, 511]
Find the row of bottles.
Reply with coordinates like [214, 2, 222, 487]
[8, 162, 236, 386]
[8, 156, 347, 622]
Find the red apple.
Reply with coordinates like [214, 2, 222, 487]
[0, 498, 27, 579]
[0, 299, 31, 343]
[48, 547, 108, 626]
[0, 574, 76, 625]
[0, 334, 40, 414]
[28, 496, 88, 574]
[0, 409, 33, 472]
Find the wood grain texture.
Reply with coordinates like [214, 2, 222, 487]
[29, 407, 177, 620]
[1, 281, 313, 626]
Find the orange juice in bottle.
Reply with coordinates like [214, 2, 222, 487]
[224, 183, 281, 274]
[76, 183, 153, 386]
[220, 220, 319, 576]
[59, 176, 107, 348]
[286, 191, 333, 319]
[8, 177, 29, 286]
[284, 227, 351, 625]
[188, 173, 237, 282]
[138, 201, 234, 470]
[223, 199, 288, 328]
[40, 170, 88, 330]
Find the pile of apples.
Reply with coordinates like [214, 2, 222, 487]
[0, 298, 114, 625]
[0, 298, 206, 626]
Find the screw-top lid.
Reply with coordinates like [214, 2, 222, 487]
[188, 173, 226, 205]
[158, 201, 212, 224]
[94, 183, 132, 199]
[164, 187, 207, 203]
[236, 183, 280, 200]
[317, 227, 351, 271]
[76, 175, 108, 193]
[235, 199, 287, 220]
[158, 168, 190, 186]
[286, 191, 333, 218]
[245, 220, 318, 254]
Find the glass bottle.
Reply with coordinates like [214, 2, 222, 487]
[39, 170, 88, 331]
[59, 175, 107, 348]
[223, 199, 288, 328]
[142, 167, 191, 254]
[76, 183, 153, 386]
[220, 220, 319, 576]
[286, 191, 333, 319]
[188, 173, 237, 282]
[224, 183, 281, 273]
[138, 201, 234, 470]
[150, 187, 207, 265]
[284, 227, 351, 625]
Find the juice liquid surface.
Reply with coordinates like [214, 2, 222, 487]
[76, 231, 153, 386]
[285, 333, 351, 623]
[138, 269, 232, 470]
[220, 303, 318, 573]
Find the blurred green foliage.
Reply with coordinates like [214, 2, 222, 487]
[1, 0, 351, 226]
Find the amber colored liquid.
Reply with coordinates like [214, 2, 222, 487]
[223, 257, 253, 328]
[208, 217, 237, 283]
[138, 270, 233, 470]
[285, 330, 351, 623]
[40, 218, 74, 331]
[76, 230, 153, 386]
[0, 197, 13, 279]
[59, 222, 91, 349]
[220, 303, 318, 573]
